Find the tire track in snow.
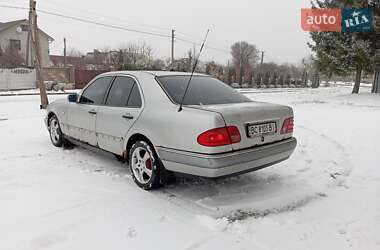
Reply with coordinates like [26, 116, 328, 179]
[159, 125, 354, 222]
[221, 125, 354, 221]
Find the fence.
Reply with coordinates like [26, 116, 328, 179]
[74, 69, 109, 89]
[0, 68, 36, 90]
[42, 67, 75, 84]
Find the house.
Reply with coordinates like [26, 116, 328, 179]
[0, 19, 53, 67]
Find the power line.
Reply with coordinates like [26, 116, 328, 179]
[0, 4, 28, 11]
[0, 5, 171, 39]
[44, 0, 171, 33]
[37, 9, 171, 38]
[0, 4, 238, 59]
[176, 36, 230, 54]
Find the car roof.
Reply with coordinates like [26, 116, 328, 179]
[101, 71, 207, 78]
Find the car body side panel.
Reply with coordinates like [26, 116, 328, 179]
[66, 104, 98, 146]
[46, 98, 69, 132]
[96, 106, 143, 155]
[126, 105, 231, 154]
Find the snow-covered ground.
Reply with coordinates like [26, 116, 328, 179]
[0, 86, 379, 250]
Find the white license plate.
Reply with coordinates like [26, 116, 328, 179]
[247, 122, 277, 137]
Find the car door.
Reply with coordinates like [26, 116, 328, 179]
[67, 76, 113, 146]
[96, 76, 144, 155]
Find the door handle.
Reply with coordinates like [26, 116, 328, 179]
[122, 113, 134, 119]
[88, 109, 97, 115]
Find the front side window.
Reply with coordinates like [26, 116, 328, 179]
[157, 76, 251, 106]
[105, 76, 134, 106]
[79, 76, 113, 105]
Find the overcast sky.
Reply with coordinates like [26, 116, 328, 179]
[1, 0, 311, 64]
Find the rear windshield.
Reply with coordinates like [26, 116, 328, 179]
[157, 75, 251, 105]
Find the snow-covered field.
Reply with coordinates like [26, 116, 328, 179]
[0, 86, 379, 250]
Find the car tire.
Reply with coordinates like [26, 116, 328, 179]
[129, 141, 162, 190]
[49, 115, 64, 147]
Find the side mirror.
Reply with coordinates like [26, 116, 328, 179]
[68, 94, 78, 103]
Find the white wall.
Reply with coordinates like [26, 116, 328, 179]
[0, 68, 36, 90]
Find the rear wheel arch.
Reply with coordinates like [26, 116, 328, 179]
[125, 133, 156, 162]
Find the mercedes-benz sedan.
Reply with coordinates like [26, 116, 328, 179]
[45, 71, 297, 190]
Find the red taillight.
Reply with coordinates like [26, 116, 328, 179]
[227, 126, 241, 143]
[281, 117, 294, 134]
[197, 126, 241, 147]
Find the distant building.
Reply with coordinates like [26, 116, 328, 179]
[0, 19, 53, 67]
[50, 55, 85, 68]
[50, 49, 115, 70]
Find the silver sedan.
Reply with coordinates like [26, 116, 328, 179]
[45, 71, 297, 190]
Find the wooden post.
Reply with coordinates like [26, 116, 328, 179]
[29, 0, 49, 109]
[171, 29, 175, 68]
[63, 37, 67, 67]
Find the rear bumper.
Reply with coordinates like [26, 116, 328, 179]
[157, 137, 297, 178]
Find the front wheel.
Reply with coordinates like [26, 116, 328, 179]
[129, 141, 162, 190]
[49, 115, 63, 147]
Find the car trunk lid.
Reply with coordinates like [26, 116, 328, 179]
[193, 101, 294, 150]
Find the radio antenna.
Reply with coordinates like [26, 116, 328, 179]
[178, 29, 210, 112]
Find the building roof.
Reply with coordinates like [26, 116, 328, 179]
[0, 19, 25, 32]
[0, 19, 54, 41]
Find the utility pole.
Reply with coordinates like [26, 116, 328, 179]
[193, 43, 196, 68]
[260, 51, 265, 67]
[63, 37, 67, 67]
[257, 50, 265, 87]
[171, 29, 175, 68]
[29, 0, 49, 109]
[239, 41, 243, 84]
[226, 59, 230, 84]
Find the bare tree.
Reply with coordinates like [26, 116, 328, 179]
[205, 61, 224, 79]
[149, 58, 166, 70]
[116, 42, 155, 70]
[230, 41, 259, 84]
[67, 48, 83, 57]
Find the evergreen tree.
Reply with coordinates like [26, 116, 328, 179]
[308, 0, 380, 93]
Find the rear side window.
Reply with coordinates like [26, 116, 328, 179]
[80, 77, 113, 105]
[157, 76, 251, 105]
[106, 76, 134, 106]
[127, 84, 142, 108]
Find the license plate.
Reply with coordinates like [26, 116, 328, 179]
[247, 122, 277, 137]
